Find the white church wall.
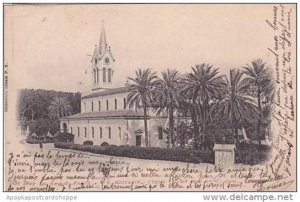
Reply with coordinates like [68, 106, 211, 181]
[81, 91, 129, 113]
[126, 119, 146, 147]
[149, 117, 168, 148]
[60, 116, 168, 148]
[62, 118, 134, 146]
[121, 117, 168, 148]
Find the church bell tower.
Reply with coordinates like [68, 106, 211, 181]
[90, 21, 115, 91]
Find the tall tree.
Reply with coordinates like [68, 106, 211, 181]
[182, 64, 226, 148]
[18, 89, 35, 121]
[48, 97, 73, 119]
[18, 89, 80, 121]
[153, 69, 182, 148]
[127, 68, 157, 147]
[243, 59, 272, 146]
[211, 69, 259, 141]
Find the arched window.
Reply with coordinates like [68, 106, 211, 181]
[158, 127, 163, 140]
[98, 101, 101, 111]
[124, 98, 126, 109]
[91, 102, 94, 112]
[108, 68, 112, 83]
[92, 127, 94, 138]
[106, 100, 109, 110]
[100, 127, 102, 139]
[77, 127, 80, 137]
[108, 127, 111, 139]
[93, 69, 96, 84]
[62, 123, 67, 132]
[103, 67, 106, 82]
[96, 68, 99, 83]
[115, 99, 117, 110]
[84, 127, 87, 138]
[118, 127, 121, 140]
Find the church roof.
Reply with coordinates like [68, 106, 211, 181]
[60, 109, 145, 120]
[82, 86, 129, 99]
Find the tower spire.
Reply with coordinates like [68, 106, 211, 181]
[91, 44, 98, 63]
[98, 20, 107, 56]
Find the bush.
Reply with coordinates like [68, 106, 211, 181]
[206, 129, 235, 145]
[28, 118, 60, 137]
[54, 142, 270, 165]
[53, 132, 74, 143]
[100, 142, 109, 147]
[235, 143, 272, 165]
[26, 137, 54, 144]
[54, 142, 72, 149]
[54, 142, 213, 164]
[83, 141, 93, 145]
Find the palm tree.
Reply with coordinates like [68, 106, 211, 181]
[182, 64, 226, 148]
[48, 97, 73, 119]
[211, 69, 259, 141]
[153, 69, 182, 148]
[243, 59, 272, 146]
[127, 68, 157, 147]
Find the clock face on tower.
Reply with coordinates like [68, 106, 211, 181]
[105, 57, 109, 64]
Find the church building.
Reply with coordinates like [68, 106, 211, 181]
[60, 23, 168, 148]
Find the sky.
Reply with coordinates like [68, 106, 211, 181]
[5, 4, 276, 92]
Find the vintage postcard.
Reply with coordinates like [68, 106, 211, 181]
[3, 4, 296, 192]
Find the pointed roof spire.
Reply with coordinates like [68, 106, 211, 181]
[98, 20, 107, 56]
[91, 44, 98, 63]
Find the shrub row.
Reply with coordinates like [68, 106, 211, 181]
[55, 132, 74, 143]
[236, 144, 272, 165]
[54, 142, 271, 165]
[54, 142, 213, 164]
[26, 132, 74, 144]
[26, 137, 54, 144]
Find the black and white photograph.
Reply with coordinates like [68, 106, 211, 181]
[3, 3, 296, 193]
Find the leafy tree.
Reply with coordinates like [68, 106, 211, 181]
[127, 68, 158, 147]
[18, 89, 81, 122]
[67, 92, 81, 114]
[28, 118, 60, 137]
[18, 89, 36, 121]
